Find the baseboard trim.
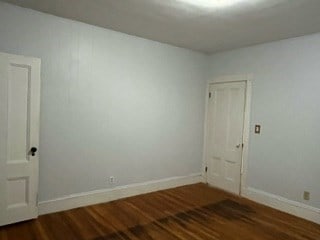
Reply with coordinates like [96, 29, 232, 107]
[242, 187, 320, 224]
[39, 173, 204, 215]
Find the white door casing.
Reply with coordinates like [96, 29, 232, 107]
[0, 52, 41, 226]
[206, 81, 246, 194]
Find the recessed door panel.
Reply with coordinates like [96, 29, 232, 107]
[8, 65, 30, 163]
[7, 177, 29, 208]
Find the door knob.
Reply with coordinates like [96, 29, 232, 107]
[30, 147, 37, 156]
[236, 144, 241, 148]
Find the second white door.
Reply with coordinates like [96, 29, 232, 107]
[206, 81, 246, 194]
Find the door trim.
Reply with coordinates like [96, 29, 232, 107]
[202, 74, 252, 196]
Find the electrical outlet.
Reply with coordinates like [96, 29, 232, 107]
[255, 125, 261, 134]
[109, 176, 115, 184]
[303, 191, 310, 201]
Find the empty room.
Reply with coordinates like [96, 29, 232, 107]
[0, 0, 319, 239]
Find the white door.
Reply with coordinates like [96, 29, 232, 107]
[206, 82, 246, 194]
[0, 52, 40, 226]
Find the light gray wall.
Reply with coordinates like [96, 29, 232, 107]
[0, 2, 209, 201]
[2, 1, 319, 211]
[208, 34, 320, 208]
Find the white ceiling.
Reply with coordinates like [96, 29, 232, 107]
[3, 0, 320, 53]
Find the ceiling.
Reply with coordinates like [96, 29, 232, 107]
[2, 0, 320, 53]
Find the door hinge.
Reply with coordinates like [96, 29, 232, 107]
[242, 143, 244, 148]
[205, 166, 208, 173]
[209, 92, 212, 98]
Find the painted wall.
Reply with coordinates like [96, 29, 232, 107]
[1, 0, 319, 211]
[0, 2, 208, 201]
[208, 34, 320, 209]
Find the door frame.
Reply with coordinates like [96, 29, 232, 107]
[202, 74, 252, 196]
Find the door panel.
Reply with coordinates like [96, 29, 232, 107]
[0, 52, 40, 226]
[206, 82, 246, 194]
[8, 64, 30, 163]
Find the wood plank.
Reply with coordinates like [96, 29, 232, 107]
[0, 183, 319, 240]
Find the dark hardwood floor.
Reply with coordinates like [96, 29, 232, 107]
[0, 183, 319, 240]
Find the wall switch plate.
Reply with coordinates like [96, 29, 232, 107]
[255, 125, 261, 134]
[303, 191, 310, 201]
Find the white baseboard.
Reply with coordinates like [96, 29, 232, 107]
[38, 173, 204, 215]
[242, 187, 320, 224]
